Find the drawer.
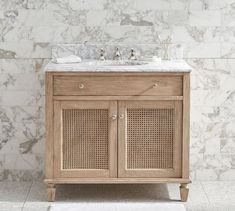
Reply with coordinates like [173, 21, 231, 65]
[53, 76, 183, 96]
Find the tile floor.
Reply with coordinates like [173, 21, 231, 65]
[0, 181, 235, 211]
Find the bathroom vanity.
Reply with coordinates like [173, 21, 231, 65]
[44, 60, 191, 202]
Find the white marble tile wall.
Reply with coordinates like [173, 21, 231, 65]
[0, 0, 235, 181]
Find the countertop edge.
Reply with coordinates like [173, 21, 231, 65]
[44, 60, 193, 73]
[44, 69, 192, 73]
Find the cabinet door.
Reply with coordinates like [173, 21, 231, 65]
[118, 100, 182, 178]
[54, 100, 117, 178]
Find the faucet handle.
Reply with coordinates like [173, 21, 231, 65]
[99, 48, 105, 61]
[129, 48, 137, 60]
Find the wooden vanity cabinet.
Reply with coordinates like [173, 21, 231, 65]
[44, 72, 190, 202]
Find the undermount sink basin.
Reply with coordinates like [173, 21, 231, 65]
[84, 60, 148, 66]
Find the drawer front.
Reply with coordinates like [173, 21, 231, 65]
[53, 76, 183, 96]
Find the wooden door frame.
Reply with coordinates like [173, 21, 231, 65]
[118, 100, 182, 178]
[53, 100, 117, 178]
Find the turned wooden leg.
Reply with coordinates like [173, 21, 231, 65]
[47, 183, 56, 202]
[180, 183, 189, 202]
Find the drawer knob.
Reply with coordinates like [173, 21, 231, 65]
[119, 114, 125, 119]
[153, 83, 158, 88]
[79, 84, 85, 89]
[111, 114, 117, 120]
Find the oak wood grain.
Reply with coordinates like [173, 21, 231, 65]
[53, 76, 183, 96]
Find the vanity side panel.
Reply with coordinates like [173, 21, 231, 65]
[45, 72, 54, 180]
[182, 73, 190, 179]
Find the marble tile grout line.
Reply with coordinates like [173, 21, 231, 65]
[21, 181, 33, 211]
[199, 181, 211, 205]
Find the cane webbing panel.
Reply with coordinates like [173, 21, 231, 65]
[62, 109, 109, 170]
[126, 108, 174, 169]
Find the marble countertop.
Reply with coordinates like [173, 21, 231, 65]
[44, 60, 192, 72]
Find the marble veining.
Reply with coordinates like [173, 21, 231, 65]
[51, 44, 184, 61]
[45, 59, 192, 72]
[0, 0, 235, 181]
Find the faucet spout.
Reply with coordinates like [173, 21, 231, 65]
[113, 47, 121, 60]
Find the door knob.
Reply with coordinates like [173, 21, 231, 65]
[111, 114, 117, 120]
[119, 114, 125, 119]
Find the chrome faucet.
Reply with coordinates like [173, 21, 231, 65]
[129, 48, 137, 60]
[113, 47, 121, 60]
[99, 48, 106, 61]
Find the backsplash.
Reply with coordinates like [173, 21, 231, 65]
[0, 0, 235, 181]
[51, 43, 183, 60]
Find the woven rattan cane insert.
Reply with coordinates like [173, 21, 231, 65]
[62, 109, 109, 170]
[126, 108, 174, 169]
